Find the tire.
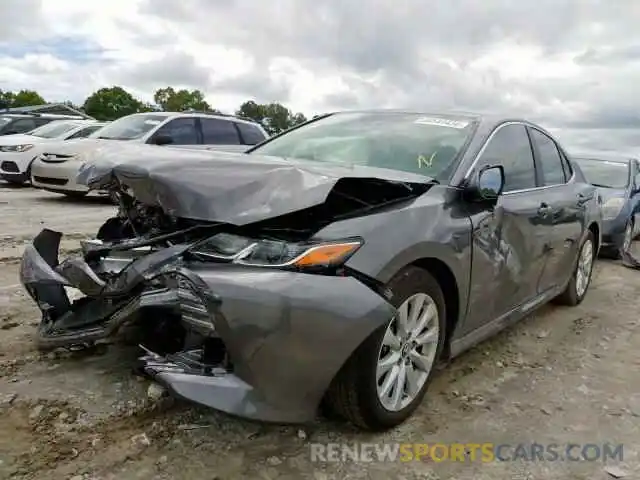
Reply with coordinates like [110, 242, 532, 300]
[554, 230, 596, 306]
[324, 266, 446, 431]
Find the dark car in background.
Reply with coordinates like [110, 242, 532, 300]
[0, 112, 89, 135]
[572, 154, 640, 257]
[20, 111, 601, 431]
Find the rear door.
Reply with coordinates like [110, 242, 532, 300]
[527, 127, 584, 293]
[464, 123, 549, 333]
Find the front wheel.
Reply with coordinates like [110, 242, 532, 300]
[324, 266, 446, 431]
[554, 231, 596, 306]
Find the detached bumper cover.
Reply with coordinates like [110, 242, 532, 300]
[20, 229, 396, 423]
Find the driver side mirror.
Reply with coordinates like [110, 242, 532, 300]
[152, 134, 173, 146]
[465, 165, 505, 203]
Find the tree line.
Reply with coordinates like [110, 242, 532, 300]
[0, 86, 310, 135]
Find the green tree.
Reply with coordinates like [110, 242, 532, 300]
[153, 87, 216, 112]
[0, 90, 14, 109]
[83, 86, 147, 121]
[11, 89, 46, 108]
[235, 100, 307, 135]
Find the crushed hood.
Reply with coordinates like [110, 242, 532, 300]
[77, 146, 435, 225]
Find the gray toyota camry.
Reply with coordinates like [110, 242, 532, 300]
[20, 110, 601, 431]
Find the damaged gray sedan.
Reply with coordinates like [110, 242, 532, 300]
[20, 111, 602, 431]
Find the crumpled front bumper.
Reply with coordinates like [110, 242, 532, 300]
[20, 229, 396, 423]
[141, 262, 396, 423]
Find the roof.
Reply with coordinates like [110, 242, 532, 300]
[2, 103, 94, 120]
[126, 110, 265, 126]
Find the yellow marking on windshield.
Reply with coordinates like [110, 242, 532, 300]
[417, 152, 436, 168]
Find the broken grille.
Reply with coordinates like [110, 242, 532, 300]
[176, 274, 215, 333]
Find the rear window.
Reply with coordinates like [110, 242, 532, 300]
[236, 122, 267, 145]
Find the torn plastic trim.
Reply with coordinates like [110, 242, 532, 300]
[36, 286, 180, 350]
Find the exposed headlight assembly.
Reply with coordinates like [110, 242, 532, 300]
[602, 197, 625, 219]
[0, 144, 34, 152]
[190, 232, 362, 268]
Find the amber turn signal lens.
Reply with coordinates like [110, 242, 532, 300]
[293, 242, 361, 267]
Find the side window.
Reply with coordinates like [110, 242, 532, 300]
[559, 150, 573, 180]
[236, 122, 266, 145]
[200, 118, 241, 145]
[478, 124, 536, 192]
[34, 118, 53, 128]
[153, 118, 199, 145]
[66, 126, 100, 140]
[529, 128, 566, 186]
[8, 118, 37, 133]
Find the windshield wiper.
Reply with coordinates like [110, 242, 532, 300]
[591, 183, 614, 188]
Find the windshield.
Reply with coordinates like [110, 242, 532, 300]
[248, 112, 475, 181]
[94, 114, 167, 140]
[29, 121, 80, 138]
[575, 158, 630, 189]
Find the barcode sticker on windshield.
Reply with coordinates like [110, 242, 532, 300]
[414, 117, 469, 129]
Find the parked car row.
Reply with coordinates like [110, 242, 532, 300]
[20, 109, 618, 432]
[0, 110, 269, 195]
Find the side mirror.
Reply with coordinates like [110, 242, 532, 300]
[466, 165, 505, 203]
[152, 134, 173, 146]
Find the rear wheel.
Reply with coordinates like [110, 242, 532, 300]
[324, 266, 446, 430]
[554, 230, 595, 306]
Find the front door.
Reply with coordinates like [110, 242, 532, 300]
[461, 123, 549, 336]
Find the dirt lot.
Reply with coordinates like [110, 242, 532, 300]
[0, 182, 638, 480]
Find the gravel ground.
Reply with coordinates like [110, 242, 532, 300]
[0, 182, 638, 480]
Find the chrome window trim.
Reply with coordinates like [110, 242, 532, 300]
[459, 121, 575, 195]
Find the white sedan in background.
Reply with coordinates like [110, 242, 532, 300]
[0, 120, 107, 185]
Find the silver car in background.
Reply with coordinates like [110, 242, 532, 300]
[30, 111, 268, 198]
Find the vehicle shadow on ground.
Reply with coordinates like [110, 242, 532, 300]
[0, 181, 28, 190]
[34, 194, 114, 206]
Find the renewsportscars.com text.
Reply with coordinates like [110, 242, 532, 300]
[310, 442, 624, 463]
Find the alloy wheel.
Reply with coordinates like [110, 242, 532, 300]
[575, 239, 594, 298]
[376, 292, 440, 412]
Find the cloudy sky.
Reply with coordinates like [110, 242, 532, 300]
[2, 0, 640, 152]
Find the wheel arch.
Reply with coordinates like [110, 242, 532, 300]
[409, 257, 460, 360]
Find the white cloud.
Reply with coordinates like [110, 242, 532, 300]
[2, 0, 640, 150]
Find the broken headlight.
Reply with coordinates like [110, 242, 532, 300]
[190, 233, 362, 268]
